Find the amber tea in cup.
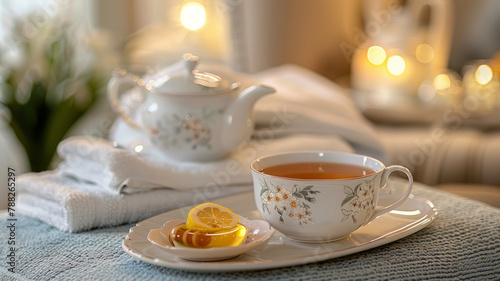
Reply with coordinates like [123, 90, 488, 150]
[260, 162, 376, 180]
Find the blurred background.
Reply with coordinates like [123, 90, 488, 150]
[1, 0, 500, 207]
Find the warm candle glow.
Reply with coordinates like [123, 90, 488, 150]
[387, 55, 405, 76]
[367, 46, 386, 65]
[475, 64, 493, 85]
[134, 144, 144, 153]
[180, 2, 206, 31]
[433, 74, 451, 91]
[415, 44, 434, 64]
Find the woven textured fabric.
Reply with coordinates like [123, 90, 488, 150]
[1, 182, 499, 281]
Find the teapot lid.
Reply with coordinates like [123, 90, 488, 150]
[151, 53, 239, 95]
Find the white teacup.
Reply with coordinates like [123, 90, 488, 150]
[250, 152, 413, 243]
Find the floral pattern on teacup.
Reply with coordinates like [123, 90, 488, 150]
[340, 180, 376, 223]
[259, 179, 320, 225]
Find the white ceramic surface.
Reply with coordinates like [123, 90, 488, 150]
[147, 217, 275, 261]
[122, 190, 437, 272]
[107, 54, 275, 161]
[250, 152, 413, 242]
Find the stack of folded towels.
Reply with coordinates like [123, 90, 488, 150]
[18, 65, 386, 232]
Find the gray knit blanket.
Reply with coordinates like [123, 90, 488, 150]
[1, 182, 499, 281]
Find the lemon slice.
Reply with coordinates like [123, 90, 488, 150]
[186, 203, 239, 232]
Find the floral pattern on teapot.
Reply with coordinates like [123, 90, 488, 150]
[144, 107, 223, 150]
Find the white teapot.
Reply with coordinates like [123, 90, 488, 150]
[107, 54, 275, 161]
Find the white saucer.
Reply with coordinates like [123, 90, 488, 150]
[147, 217, 275, 261]
[122, 190, 438, 272]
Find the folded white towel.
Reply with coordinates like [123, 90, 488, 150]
[17, 171, 250, 232]
[58, 134, 353, 194]
[19, 134, 352, 232]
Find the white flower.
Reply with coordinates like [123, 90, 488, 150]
[350, 199, 362, 214]
[297, 206, 311, 224]
[356, 182, 374, 203]
[359, 198, 372, 211]
[261, 190, 274, 204]
[274, 187, 292, 209]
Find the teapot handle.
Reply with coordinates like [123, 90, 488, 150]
[107, 73, 144, 130]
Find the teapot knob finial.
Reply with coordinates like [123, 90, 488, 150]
[182, 53, 199, 74]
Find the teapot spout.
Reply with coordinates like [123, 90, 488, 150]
[223, 85, 275, 150]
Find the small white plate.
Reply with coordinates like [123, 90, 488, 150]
[122, 191, 438, 272]
[147, 217, 275, 261]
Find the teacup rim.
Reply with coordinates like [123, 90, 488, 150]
[250, 151, 386, 182]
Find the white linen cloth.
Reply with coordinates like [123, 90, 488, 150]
[17, 64, 387, 232]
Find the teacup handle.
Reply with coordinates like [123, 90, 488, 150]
[107, 72, 145, 130]
[367, 165, 413, 223]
